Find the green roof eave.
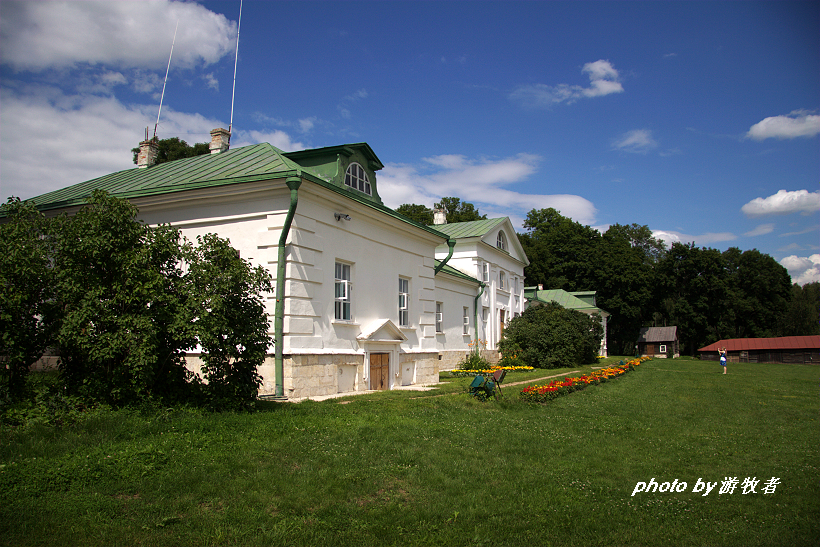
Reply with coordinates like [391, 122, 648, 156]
[434, 260, 481, 284]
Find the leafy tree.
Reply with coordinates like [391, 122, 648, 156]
[396, 203, 434, 225]
[51, 190, 272, 408]
[655, 243, 727, 354]
[433, 197, 486, 223]
[721, 248, 792, 338]
[0, 198, 59, 399]
[498, 303, 603, 368]
[131, 137, 210, 165]
[783, 281, 820, 336]
[595, 224, 661, 354]
[519, 208, 600, 291]
[53, 191, 196, 405]
[187, 234, 272, 410]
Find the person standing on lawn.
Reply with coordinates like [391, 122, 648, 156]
[719, 348, 727, 374]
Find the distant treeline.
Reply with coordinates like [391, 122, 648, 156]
[397, 201, 819, 355]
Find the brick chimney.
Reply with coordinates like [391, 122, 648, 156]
[433, 208, 447, 225]
[137, 136, 158, 168]
[209, 128, 231, 154]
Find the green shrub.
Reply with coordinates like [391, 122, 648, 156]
[458, 351, 492, 371]
[498, 303, 603, 369]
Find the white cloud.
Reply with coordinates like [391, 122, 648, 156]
[378, 153, 598, 226]
[611, 129, 658, 154]
[237, 130, 304, 152]
[0, 1, 236, 71]
[741, 189, 820, 217]
[203, 73, 219, 91]
[744, 223, 775, 237]
[652, 230, 737, 247]
[509, 59, 623, 108]
[0, 85, 227, 200]
[746, 110, 820, 141]
[780, 254, 820, 286]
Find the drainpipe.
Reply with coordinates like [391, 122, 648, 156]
[434, 239, 456, 275]
[473, 282, 485, 354]
[274, 176, 302, 399]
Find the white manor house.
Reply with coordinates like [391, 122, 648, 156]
[28, 129, 529, 400]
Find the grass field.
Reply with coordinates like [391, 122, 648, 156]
[1, 357, 817, 546]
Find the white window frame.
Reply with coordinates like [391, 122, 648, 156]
[659, 344, 667, 354]
[436, 302, 443, 333]
[344, 162, 372, 195]
[463, 306, 470, 335]
[398, 277, 410, 327]
[497, 230, 507, 251]
[477, 262, 489, 282]
[335, 261, 352, 321]
[499, 271, 507, 291]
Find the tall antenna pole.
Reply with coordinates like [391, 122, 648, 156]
[154, 20, 179, 138]
[229, 0, 242, 134]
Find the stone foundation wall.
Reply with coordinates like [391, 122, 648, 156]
[436, 349, 500, 371]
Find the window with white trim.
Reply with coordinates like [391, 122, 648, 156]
[398, 277, 410, 327]
[463, 307, 470, 335]
[499, 271, 507, 291]
[344, 162, 371, 195]
[477, 262, 489, 282]
[497, 230, 507, 251]
[660, 344, 667, 353]
[436, 302, 443, 333]
[335, 262, 352, 320]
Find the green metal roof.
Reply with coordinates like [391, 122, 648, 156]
[431, 218, 507, 239]
[524, 288, 600, 312]
[20, 141, 454, 243]
[434, 260, 481, 284]
[29, 143, 308, 212]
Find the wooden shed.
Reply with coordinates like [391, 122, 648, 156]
[698, 336, 819, 364]
[637, 326, 679, 358]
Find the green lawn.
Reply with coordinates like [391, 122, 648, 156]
[1, 358, 818, 546]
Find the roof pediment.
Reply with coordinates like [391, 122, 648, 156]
[357, 319, 407, 343]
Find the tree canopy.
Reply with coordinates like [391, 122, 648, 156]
[0, 191, 272, 409]
[395, 197, 486, 225]
[515, 207, 808, 355]
[131, 136, 210, 165]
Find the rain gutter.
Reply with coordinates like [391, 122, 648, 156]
[274, 176, 302, 399]
[433, 239, 456, 275]
[473, 281, 486, 353]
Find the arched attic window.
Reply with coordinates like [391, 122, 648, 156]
[497, 230, 507, 252]
[344, 162, 371, 195]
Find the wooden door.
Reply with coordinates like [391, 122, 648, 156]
[499, 310, 506, 339]
[370, 353, 389, 390]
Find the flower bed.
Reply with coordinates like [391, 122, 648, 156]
[448, 365, 535, 378]
[519, 357, 649, 403]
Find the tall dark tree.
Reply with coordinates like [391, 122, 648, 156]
[519, 208, 600, 291]
[783, 281, 820, 336]
[131, 136, 210, 165]
[396, 203, 434, 225]
[721, 248, 792, 338]
[655, 243, 727, 354]
[0, 198, 59, 398]
[434, 197, 486, 223]
[595, 224, 663, 354]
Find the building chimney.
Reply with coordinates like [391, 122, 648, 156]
[433, 208, 447, 225]
[137, 131, 158, 168]
[209, 128, 231, 154]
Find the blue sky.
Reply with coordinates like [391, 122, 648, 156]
[1, 1, 818, 284]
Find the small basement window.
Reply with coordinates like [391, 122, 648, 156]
[345, 162, 371, 195]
